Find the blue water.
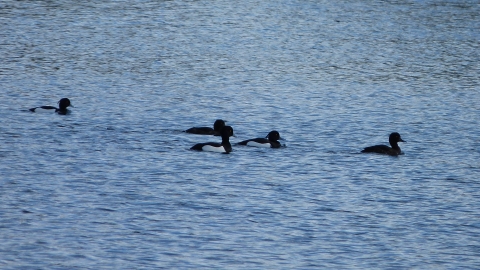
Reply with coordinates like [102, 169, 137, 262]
[1, 0, 479, 269]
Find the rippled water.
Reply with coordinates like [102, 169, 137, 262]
[1, 0, 479, 269]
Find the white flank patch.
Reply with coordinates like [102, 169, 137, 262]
[31, 108, 56, 113]
[246, 141, 271, 148]
[202, 145, 226, 153]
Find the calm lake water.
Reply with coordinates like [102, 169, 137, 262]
[1, 0, 479, 269]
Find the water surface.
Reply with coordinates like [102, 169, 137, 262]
[1, 0, 479, 269]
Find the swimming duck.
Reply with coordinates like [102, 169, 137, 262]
[361, 132, 405, 156]
[190, 126, 235, 153]
[238, 130, 283, 148]
[184, 119, 226, 136]
[29, 98, 73, 115]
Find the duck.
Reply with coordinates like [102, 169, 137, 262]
[29, 98, 73, 115]
[190, 126, 235, 153]
[184, 119, 226, 136]
[361, 132, 405, 155]
[238, 130, 283, 148]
